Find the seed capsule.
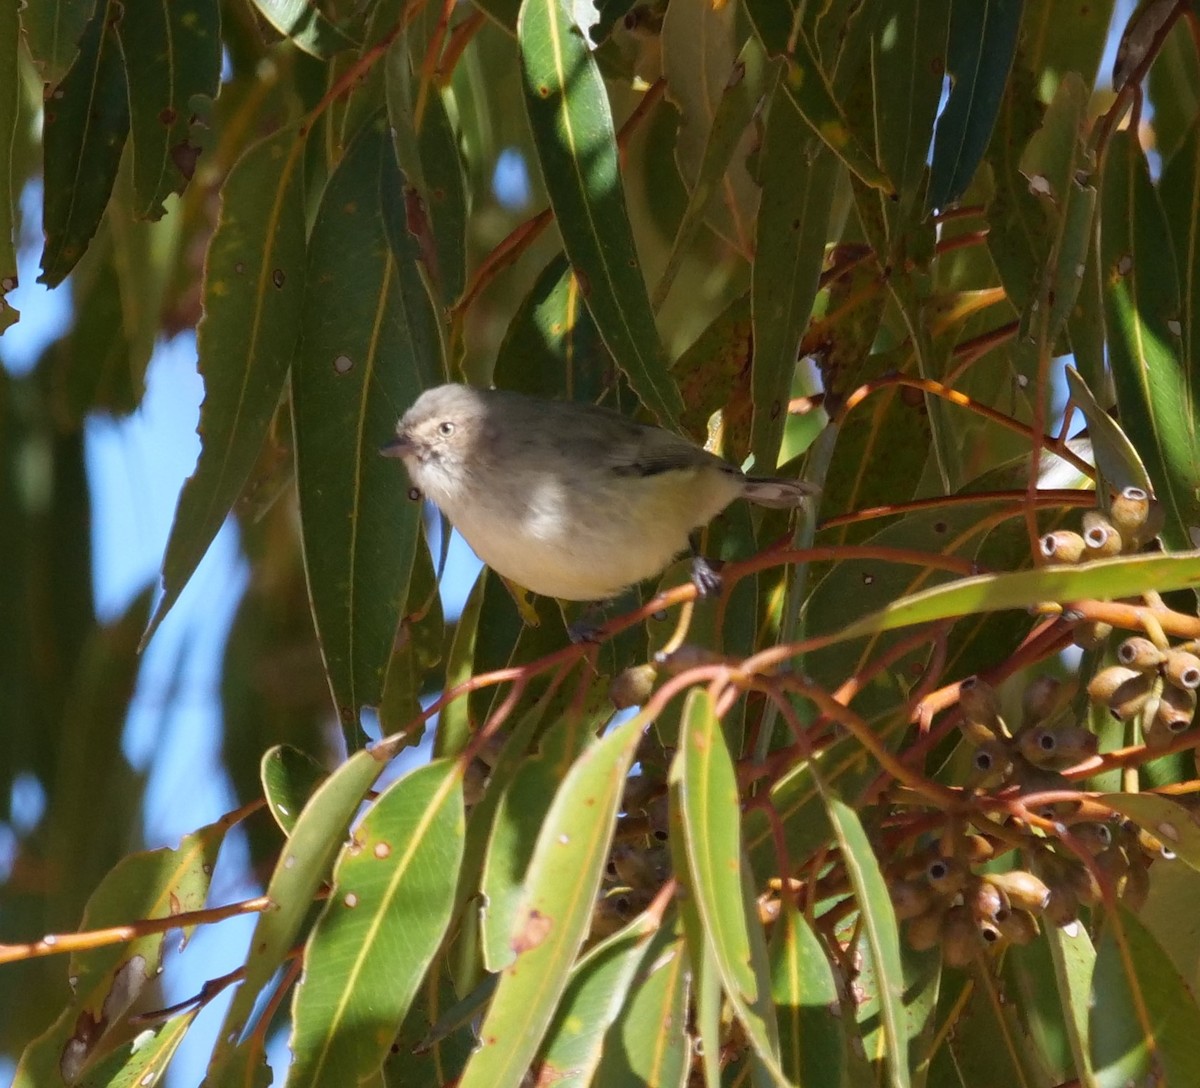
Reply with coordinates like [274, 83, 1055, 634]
[1165, 649, 1200, 691]
[1116, 636, 1166, 671]
[1022, 675, 1062, 725]
[891, 879, 933, 921]
[1073, 620, 1113, 650]
[905, 907, 945, 951]
[982, 870, 1052, 913]
[1017, 724, 1098, 768]
[1082, 511, 1123, 558]
[1039, 530, 1086, 563]
[997, 907, 1040, 945]
[1087, 665, 1143, 704]
[959, 676, 1002, 729]
[943, 906, 982, 967]
[1109, 486, 1152, 547]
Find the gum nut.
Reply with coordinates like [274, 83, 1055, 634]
[961, 834, 996, 864]
[1070, 822, 1114, 855]
[997, 908, 1040, 945]
[943, 906, 981, 967]
[959, 675, 1002, 727]
[976, 917, 1005, 949]
[905, 907, 944, 952]
[1080, 513, 1123, 556]
[983, 870, 1051, 913]
[1069, 861, 1102, 904]
[1087, 665, 1143, 705]
[1019, 724, 1098, 768]
[891, 879, 933, 920]
[1156, 682, 1196, 728]
[1073, 620, 1113, 650]
[1109, 485, 1151, 542]
[1116, 636, 1167, 670]
[924, 855, 969, 896]
[609, 663, 658, 709]
[967, 878, 1004, 921]
[1043, 880, 1080, 926]
[1165, 649, 1200, 691]
[1022, 674, 1062, 725]
[1039, 530, 1086, 563]
[968, 738, 1013, 784]
[1144, 713, 1186, 751]
[960, 716, 1003, 746]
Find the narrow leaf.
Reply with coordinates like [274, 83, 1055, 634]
[205, 748, 385, 1083]
[518, 0, 684, 427]
[0, 0, 18, 332]
[39, 0, 129, 286]
[248, 0, 361, 57]
[293, 112, 434, 740]
[116, 0, 221, 220]
[287, 759, 464, 1088]
[676, 690, 787, 1085]
[750, 84, 836, 467]
[456, 715, 644, 1088]
[261, 744, 328, 837]
[928, 0, 1024, 211]
[149, 126, 307, 643]
[1102, 130, 1200, 548]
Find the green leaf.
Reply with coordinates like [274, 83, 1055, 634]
[0, 0, 17, 333]
[592, 927, 691, 1088]
[76, 1011, 199, 1088]
[116, 0, 221, 220]
[456, 714, 644, 1088]
[384, 37, 468, 307]
[20, 0, 94, 84]
[537, 908, 662, 1086]
[781, 27, 893, 195]
[1091, 904, 1200, 1087]
[928, 0, 1023, 211]
[1023, 0, 1116, 98]
[1017, 71, 1097, 342]
[261, 744, 328, 837]
[660, 0, 761, 256]
[14, 819, 226, 1086]
[494, 254, 613, 401]
[248, 0, 361, 57]
[479, 710, 596, 971]
[293, 112, 434, 740]
[835, 550, 1200, 643]
[770, 904, 845, 1087]
[1044, 922, 1099, 1085]
[39, 0, 129, 286]
[148, 126, 307, 643]
[819, 795, 910, 1088]
[1063, 365, 1153, 493]
[676, 690, 786, 1085]
[1102, 129, 1200, 549]
[872, 0, 950, 206]
[205, 747, 385, 1084]
[287, 759, 464, 1088]
[1099, 793, 1200, 872]
[518, 0, 684, 428]
[750, 84, 836, 467]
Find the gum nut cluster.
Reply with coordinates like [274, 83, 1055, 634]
[1088, 637, 1200, 749]
[897, 663, 1175, 964]
[1038, 486, 1164, 651]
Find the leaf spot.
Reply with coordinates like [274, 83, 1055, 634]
[374, 841, 392, 859]
[283, 854, 296, 869]
[334, 354, 354, 374]
[1157, 821, 1179, 842]
[272, 268, 286, 288]
[512, 908, 553, 954]
[344, 892, 359, 908]
[1116, 253, 1133, 276]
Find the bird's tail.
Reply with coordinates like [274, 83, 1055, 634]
[741, 476, 820, 508]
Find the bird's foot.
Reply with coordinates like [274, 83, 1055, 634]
[690, 555, 724, 597]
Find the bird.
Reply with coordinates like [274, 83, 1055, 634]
[381, 383, 817, 603]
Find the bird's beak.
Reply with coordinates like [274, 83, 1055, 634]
[380, 433, 413, 458]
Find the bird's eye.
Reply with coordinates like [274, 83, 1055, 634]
[438, 421, 455, 437]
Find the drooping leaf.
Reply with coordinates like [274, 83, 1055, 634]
[518, 0, 685, 428]
[1101, 130, 1200, 548]
[293, 112, 434, 741]
[39, 0, 129, 286]
[148, 126, 307, 643]
[456, 714, 644, 1088]
[116, 0, 221, 220]
[286, 759, 464, 1088]
[248, 0, 361, 57]
[929, 0, 1024, 212]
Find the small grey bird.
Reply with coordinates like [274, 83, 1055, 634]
[381, 384, 817, 602]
